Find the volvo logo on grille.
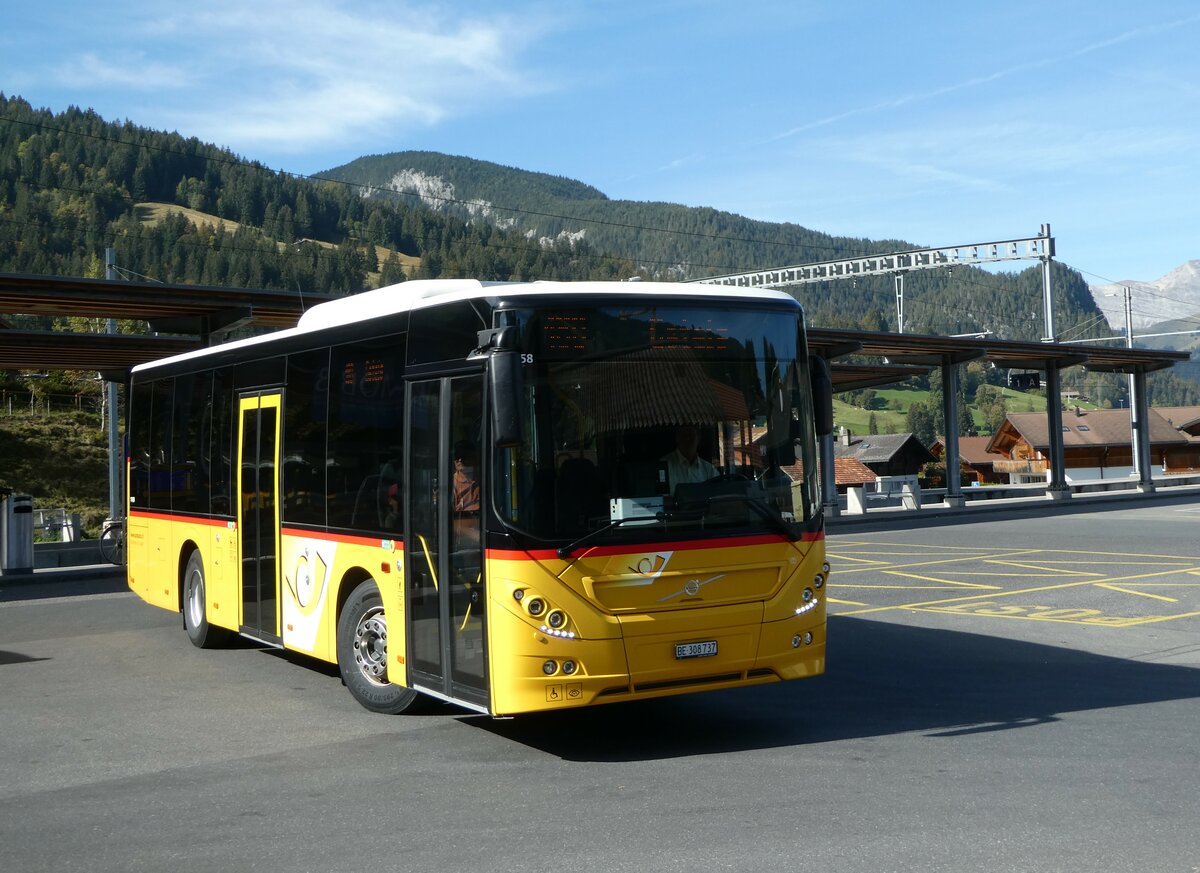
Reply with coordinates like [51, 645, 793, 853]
[658, 573, 726, 603]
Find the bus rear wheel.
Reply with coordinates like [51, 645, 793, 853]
[337, 579, 421, 714]
[182, 551, 232, 649]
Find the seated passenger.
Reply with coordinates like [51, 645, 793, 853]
[661, 424, 717, 488]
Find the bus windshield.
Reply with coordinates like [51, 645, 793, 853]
[494, 303, 819, 546]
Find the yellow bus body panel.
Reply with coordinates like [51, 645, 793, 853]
[486, 535, 826, 716]
[130, 516, 825, 716]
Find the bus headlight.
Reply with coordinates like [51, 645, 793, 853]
[814, 574, 825, 589]
[526, 597, 546, 617]
[547, 610, 567, 629]
[802, 587, 814, 602]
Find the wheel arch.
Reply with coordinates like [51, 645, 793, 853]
[334, 565, 376, 630]
[176, 539, 202, 613]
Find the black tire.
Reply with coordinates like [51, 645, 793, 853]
[182, 551, 232, 649]
[337, 579, 422, 714]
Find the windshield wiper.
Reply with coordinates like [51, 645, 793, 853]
[556, 515, 662, 559]
[667, 493, 801, 541]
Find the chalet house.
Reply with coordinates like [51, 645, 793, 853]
[832, 430, 936, 479]
[929, 436, 1010, 485]
[986, 407, 1200, 483]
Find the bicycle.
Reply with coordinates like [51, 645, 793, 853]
[99, 517, 125, 565]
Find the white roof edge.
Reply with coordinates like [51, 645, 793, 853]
[133, 279, 797, 374]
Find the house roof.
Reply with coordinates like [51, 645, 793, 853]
[1152, 406, 1200, 437]
[834, 457, 878, 486]
[833, 431, 937, 465]
[931, 436, 1008, 466]
[990, 408, 1191, 453]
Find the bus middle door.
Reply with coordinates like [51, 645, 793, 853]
[405, 375, 488, 710]
[237, 391, 282, 642]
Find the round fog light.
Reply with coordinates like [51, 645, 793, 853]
[562, 660, 577, 675]
[791, 634, 802, 648]
[542, 660, 557, 675]
[804, 632, 814, 645]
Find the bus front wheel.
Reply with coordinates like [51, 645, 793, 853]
[337, 579, 421, 714]
[182, 551, 231, 649]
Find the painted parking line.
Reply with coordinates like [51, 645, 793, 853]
[826, 540, 1200, 628]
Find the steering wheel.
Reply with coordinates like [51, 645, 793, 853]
[706, 472, 750, 483]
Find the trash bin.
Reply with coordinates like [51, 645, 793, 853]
[1, 492, 34, 575]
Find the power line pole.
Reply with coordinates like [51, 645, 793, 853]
[1040, 222, 1056, 341]
[105, 248, 122, 523]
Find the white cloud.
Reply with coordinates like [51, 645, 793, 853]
[54, 52, 190, 91]
[47, 0, 559, 155]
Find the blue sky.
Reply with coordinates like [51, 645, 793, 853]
[2, 0, 1198, 284]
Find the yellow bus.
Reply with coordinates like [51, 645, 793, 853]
[126, 279, 833, 715]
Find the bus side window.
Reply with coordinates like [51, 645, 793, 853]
[283, 350, 329, 528]
[327, 336, 404, 533]
[209, 367, 235, 516]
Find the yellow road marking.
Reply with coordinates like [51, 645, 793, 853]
[837, 566, 1198, 617]
[825, 553, 892, 565]
[988, 560, 1192, 566]
[882, 570, 1000, 589]
[833, 548, 1043, 575]
[983, 560, 1103, 577]
[1096, 584, 1178, 603]
[826, 597, 868, 606]
[830, 541, 1039, 553]
[1119, 611, 1200, 626]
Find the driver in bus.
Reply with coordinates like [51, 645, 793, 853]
[662, 424, 716, 488]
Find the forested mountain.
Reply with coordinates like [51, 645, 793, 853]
[0, 94, 1195, 405]
[0, 93, 630, 328]
[323, 151, 1105, 342]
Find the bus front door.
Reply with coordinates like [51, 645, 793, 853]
[237, 392, 282, 641]
[406, 375, 488, 710]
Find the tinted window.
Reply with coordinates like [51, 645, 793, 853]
[327, 335, 405, 532]
[171, 372, 212, 514]
[147, 379, 173, 511]
[236, 357, 285, 390]
[283, 349, 330, 528]
[209, 367, 235, 516]
[128, 381, 153, 509]
[408, 301, 487, 365]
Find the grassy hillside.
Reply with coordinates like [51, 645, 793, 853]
[0, 410, 112, 536]
[833, 385, 1059, 437]
[135, 202, 421, 286]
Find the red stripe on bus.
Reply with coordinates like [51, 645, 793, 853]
[280, 528, 403, 549]
[486, 531, 823, 562]
[128, 510, 231, 527]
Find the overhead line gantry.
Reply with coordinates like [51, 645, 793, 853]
[693, 223, 1057, 340]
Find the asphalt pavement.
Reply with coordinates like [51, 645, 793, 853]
[1, 498, 1198, 873]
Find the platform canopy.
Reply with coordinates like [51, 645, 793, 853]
[0, 273, 1191, 382]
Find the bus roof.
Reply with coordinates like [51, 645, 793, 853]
[132, 279, 799, 374]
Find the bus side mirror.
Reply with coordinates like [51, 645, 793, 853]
[810, 355, 833, 437]
[476, 327, 524, 448]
